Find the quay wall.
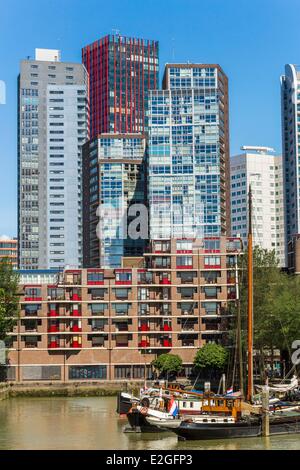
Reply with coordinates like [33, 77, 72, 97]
[0, 380, 145, 398]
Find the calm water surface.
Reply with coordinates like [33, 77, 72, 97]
[0, 396, 300, 450]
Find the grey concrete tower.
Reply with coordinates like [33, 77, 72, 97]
[18, 49, 89, 269]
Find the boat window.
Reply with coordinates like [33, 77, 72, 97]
[212, 419, 216, 422]
[190, 402, 193, 408]
[183, 402, 186, 407]
[224, 419, 228, 422]
[203, 419, 207, 423]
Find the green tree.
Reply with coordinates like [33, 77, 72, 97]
[238, 246, 300, 376]
[193, 343, 228, 372]
[0, 259, 19, 341]
[152, 353, 182, 378]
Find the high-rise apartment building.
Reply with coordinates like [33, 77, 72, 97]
[281, 64, 300, 249]
[82, 34, 159, 137]
[83, 134, 146, 268]
[148, 64, 230, 240]
[230, 147, 286, 266]
[18, 49, 89, 270]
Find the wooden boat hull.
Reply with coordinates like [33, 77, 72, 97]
[174, 414, 300, 440]
[126, 409, 168, 433]
[174, 420, 261, 440]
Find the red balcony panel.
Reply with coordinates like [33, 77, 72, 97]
[71, 308, 81, 316]
[48, 341, 59, 349]
[49, 309, 58, 317]
[71, 324, 82, 332]
[48, 325, 59, 332]
[204, 264, 221, 269]
[71, 340, 81, 348]
[71, 293, 80, 301]
[24, 297, 42, 302]
[139, 324, 150, 332]
[163, 339, 172, 347]
[162, 324, 172, 331]
[176, 250, 193, 254]
[176, 265, 193, 270]
[160, 278, 171, 284]
[115, 280, 132, 285]
[139, 340, 150, 347]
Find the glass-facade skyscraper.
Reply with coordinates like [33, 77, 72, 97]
[148, 64, 230, 240]
[82, 135, 146, 268]
[82, 34, 159, 138]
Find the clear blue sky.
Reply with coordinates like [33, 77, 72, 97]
[0, 0, 299, 236]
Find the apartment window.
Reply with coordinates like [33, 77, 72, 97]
[204, 256, 221, 267]
[113, 303, 130, 316]
[204, 238, 220, 251]
[178, 287, 197, 299]
[115, 272, 132, 283]
[89, 288, 107, 300]
[176, 256, 193, 268]
[176, 240, 193, 252]
[87, 271, 104, 283]
[114, 288, 130, 299]
[89, 303, 108, 315]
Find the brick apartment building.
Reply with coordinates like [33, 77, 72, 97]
[6, 237, 242, 382]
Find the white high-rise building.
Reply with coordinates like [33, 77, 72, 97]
[18, 49, 89, 269]
[281, 64, 300, 248]
[230, 147, 286, 267]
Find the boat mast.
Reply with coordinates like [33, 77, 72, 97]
[247, 185, 254, 402]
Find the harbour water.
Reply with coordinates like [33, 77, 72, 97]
[0, 396, 300, 450]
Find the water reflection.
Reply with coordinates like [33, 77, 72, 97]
[0, 397, 300, 450]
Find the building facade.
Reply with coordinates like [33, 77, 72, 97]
[0, 236, 18, 268]
[281, 64, 300, 249]
[148, 64, 230, 240]
[6, 236, 241, 382]
[82, 134, 147, 268]
[230, 147, 286, 266]
[18, 49, 89, 270]
[82, 34, 159, 138]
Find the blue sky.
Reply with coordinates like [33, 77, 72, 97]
[0, 0, 299, 236]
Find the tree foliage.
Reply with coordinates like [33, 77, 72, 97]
[0, 259, 19, 340]
[193, 343, 228, 371]
[152, 353, 182, 375]
[238, 246, 300, 370]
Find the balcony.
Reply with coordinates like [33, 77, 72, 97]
[70, 306, 81, 317]
[48, 324, 59, 333]
[159, 277, 171, 285]
[70, 323, 82, 332]
[69, 293, 81, 301]
[139, 324, 150, 332]
[138, 340, 150, 348]
[49, 306, 59, 317]
[161, 324, 172, 332]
